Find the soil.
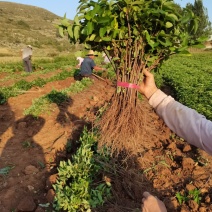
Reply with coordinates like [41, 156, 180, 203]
[0, 72, 212, 212]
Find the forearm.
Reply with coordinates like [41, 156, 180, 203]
[93, 66, 104, 71]
[149, 90, 212, 155]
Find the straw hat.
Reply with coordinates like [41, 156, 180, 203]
[27, 45, 32, 49]
[87, 50, 98, 56]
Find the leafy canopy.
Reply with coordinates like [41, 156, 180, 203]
[59, 0, 201, 65]
[58, 0, 204, 155]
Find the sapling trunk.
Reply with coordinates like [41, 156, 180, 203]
[59, 0, 200, 154]
[98, 39, 148, 153]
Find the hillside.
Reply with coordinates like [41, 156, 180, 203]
[0, 1, 72, 58]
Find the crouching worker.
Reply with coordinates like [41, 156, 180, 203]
[79, 50, 106, 80]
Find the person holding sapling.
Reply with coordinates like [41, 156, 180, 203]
[79, 50, 106, 80]
[139, 70, 212, 212]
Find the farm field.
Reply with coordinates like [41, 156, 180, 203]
[0, 53, 212, 212]
[157, 52, 212, 121]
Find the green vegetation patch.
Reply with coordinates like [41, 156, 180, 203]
[0, 69, 76, 105]
[53, 128, 112, 212]
[176, 188, 202, 205]
[24, 78, 93, 117]
[157, 53, 212, 120]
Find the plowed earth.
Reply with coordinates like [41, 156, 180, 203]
[0, 70, 212, 212]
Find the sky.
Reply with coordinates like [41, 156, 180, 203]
[0, 0, 212, 22]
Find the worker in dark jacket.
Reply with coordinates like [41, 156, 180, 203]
[79, 50, 106, 79]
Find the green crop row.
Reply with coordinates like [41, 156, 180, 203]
[156, 53, 212, 120]
[53, 127, 112, 212]
[0, 55, 77, 73]
[0, 69, 78, 105]
[23, 77, 93, 117]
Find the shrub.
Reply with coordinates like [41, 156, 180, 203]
[53, 128, 112, 212]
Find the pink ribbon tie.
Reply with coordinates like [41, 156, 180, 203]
[117, 82, 140, 89]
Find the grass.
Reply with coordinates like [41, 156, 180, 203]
[0, 69, 77, 104]
[22, 140, 34, 148]
[156, 52, 212, 120]
[176, 189, 202, 205]
[0, 166, 15, 176]
[143, 160, 170, 174]
[24, 77, 93, 117]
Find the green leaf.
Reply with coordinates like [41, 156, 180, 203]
[166, 22, 173, 28]
[74, 25, 80, 40]
[169, 47, 176, 51]
[133, 27, 139, 36]
[193, 19, 198, 33]
[102, 37, 111, 42]
[106, 46, 111, 50]
[94, 36, 101, 42]
[87, 22, 94, 35]
[59, 26, 64, 37]
[99, 27, 107, 38]
[144, 30, 150, 42]
[61, 18, 70, 27]
[148, 40, 155, 48]
[123, 7, 127, 13]
[112, 29, 119, 39]
[130, 0, 145, 5]
[180, 14, 191, 24]
[67, 25, 73, 38]
[89, 34, 96, 41]
[91, 4, 100, 16]
[111, 17, 118, 29]
[162, 1, 176, 10]
[85, 14, 92, 20]
[0, 166, 14, 175]
[166, 13, 178, 22]
[98, 17, 111, 24]
[159, 38, 172, 47]
[74, 15, 80, 25]
[79, 5, 89, 12]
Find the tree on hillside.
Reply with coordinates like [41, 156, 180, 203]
[59, 0, 201, 153]
[186, 0, 212, 39]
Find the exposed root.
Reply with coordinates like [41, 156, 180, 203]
[98, 93, 149, 154]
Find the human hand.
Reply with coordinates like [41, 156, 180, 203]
[139, 69, 158, 99]
[141, 192, 167, 212]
